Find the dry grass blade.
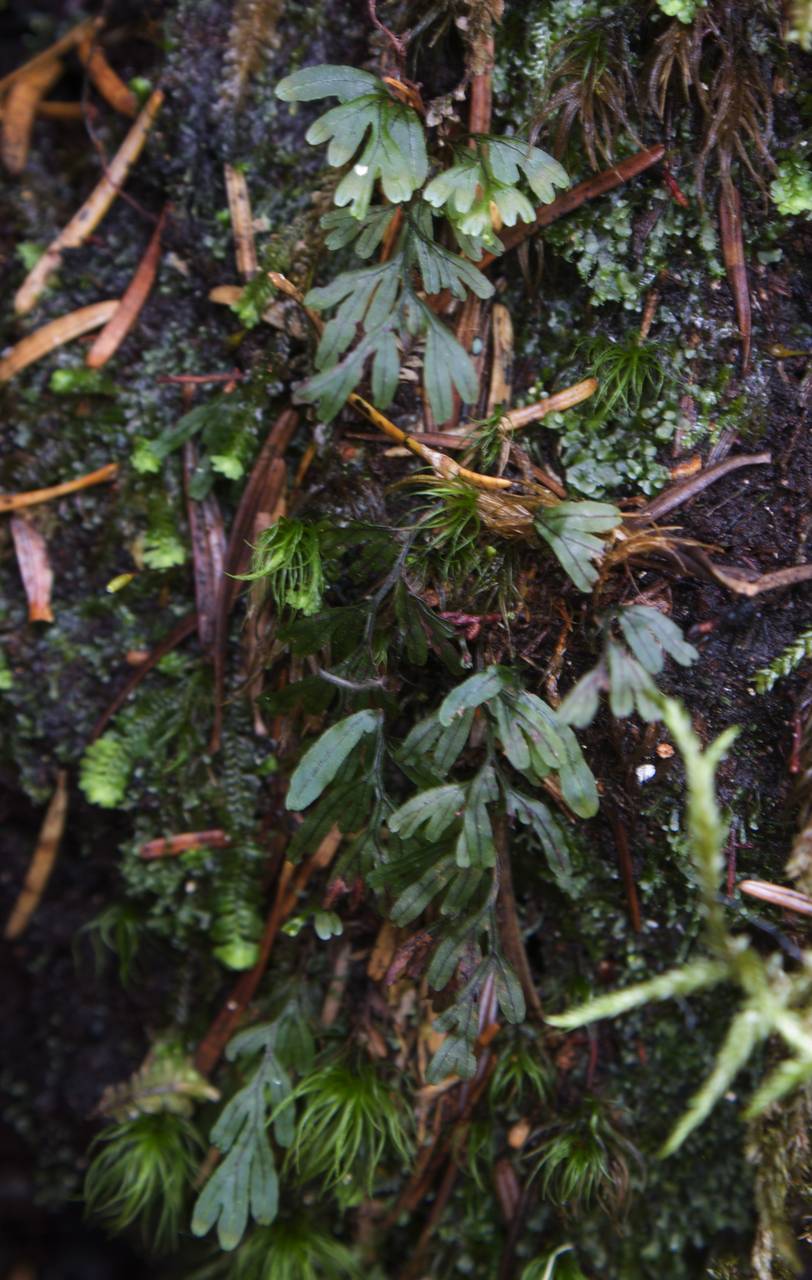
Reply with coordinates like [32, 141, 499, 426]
[10, 514, 54, 622]
[86, 208, 167, 367]
[15, 89, 164, 315]
[4, 771, 69, 939]
[0, 463, 118, 514]
[209, 410, 298, 753]
[224, 163, 258, 279]
[2, 58, 63, 175]
[486, 303, 514, 415]
[718, 180, 751, 372]
[77, 34, 138, 116]
[0, 16, 100, 96]
[184, 441, 226, 651]
[0, 300, 119, 381]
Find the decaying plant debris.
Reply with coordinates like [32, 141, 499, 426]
[2, 2, 812, 1278]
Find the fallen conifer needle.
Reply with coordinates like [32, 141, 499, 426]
[2, 58, 63, 175]
[4, 771, 69, 939]
[86, 208, 167, 367]
[0, 300, 119, 381]
[739, 879, 812, 916]
[224, 163, 257, 279]
[10, 515, 54, 621]
[15, 89, 164, 315]
[0, 17, 99, 97]
[77, 34, 138, 116]
[0, 463, 118, 514]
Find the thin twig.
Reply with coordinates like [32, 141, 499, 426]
[368, 0, 409, 71]
[140, 830, 232, 860]
[156, 370, 246, 385]
[90, 612, 198, 741]
[634, 452, 771, 523]
[502, 379, 598, 431]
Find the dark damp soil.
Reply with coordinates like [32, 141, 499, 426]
[2, 0, 812, 1276]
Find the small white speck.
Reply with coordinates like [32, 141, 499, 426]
[636, 763, 656, 784]
[354, 164, 369, 176]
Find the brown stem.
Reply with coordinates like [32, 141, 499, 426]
[495, 812, 544, 1019]
[368, 0, 409, 71]
[194, 827, 342, 1075]
[90, 612, 198, 741]
[468, 36, 494, 137]
[157, 370, 246, 386]
[140, 830, 232, 859]
[429, 146, 666, 312]
[610, 807, 641, 933]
